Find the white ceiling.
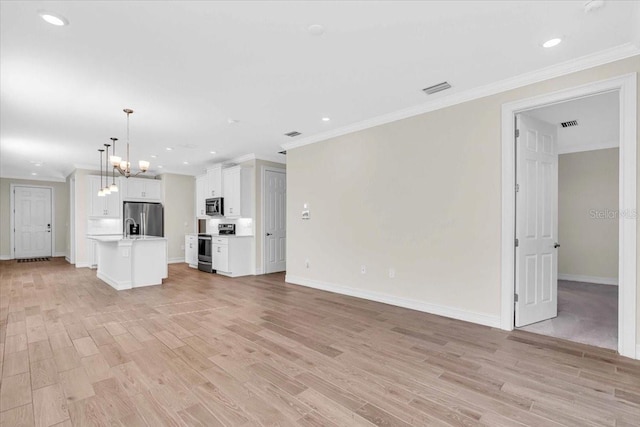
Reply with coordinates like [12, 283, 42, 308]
[526, 91, 619, 153]
[1, 1, 639, 181]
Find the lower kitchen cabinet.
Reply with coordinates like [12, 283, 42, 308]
[211, 236, 252, 277]
[185, 234, 197, 268]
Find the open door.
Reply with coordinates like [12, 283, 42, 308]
[515, 114, 559, 327]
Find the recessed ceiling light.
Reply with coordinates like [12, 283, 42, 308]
[183, 161, 189, 165]
[308, 24, 325, 36]
[166, 147, 173, 151]
[321, 117, 330, 122]
[150, 155, 158, 158]
[38, 10, 69, 26]
[227, 118, 239, 124]
[157, 165, 164, 169]
[34, 163, 41, 167]
[543, 38, 562, 48]
[210, 151, 216, 155]
[31, 172, 38, 176]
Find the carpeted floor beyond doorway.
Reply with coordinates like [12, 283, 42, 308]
[519, 280, 618, 350]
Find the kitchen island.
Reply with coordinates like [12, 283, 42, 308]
[87, 235, 168, 290]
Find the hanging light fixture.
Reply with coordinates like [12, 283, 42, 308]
[110, 108, 150, 177]
[97, 148, 105, 197]
[103, 143, 112, 195]
[108, 137, 119, 192]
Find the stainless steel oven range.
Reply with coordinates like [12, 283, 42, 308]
[198, 234, 213, 272]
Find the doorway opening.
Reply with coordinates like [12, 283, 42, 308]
[500, 73, 637, 359]
[11, 185, 54, 259]
[515, 92, 620, 350]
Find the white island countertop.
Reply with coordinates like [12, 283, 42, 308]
[87, 235, 168, 290]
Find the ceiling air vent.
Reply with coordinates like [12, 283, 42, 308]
[561, 120, 578, 128]
[279, 150, 287, 155]
[284, 131, 301, 137]
[422, 81, 451, 95]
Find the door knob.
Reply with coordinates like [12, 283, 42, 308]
[266, 233, 272, 236]
[554, 243, 561, 248]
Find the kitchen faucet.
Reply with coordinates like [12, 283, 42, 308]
[124, 217, 137, 238]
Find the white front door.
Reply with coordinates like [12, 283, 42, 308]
[264, 169, 286, 273]
[14, 186, 52, 258]
[515, 114, 559, 327]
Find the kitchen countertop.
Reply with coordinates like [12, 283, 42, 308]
[87, 235, 167, 242]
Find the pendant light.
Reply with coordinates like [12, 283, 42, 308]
[108, 137, 119, 192]
[97, 149, 105, 197]
[103, 143, 111, 195]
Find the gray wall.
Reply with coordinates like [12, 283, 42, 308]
[159, 173, 195, 262]
[559, 148, 619, 281]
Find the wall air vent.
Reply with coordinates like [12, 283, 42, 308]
[561, 120, 578, 128]
[284, 131, 301, 137]
[422, 81, 451, 95]
[278, 150, 287, 155]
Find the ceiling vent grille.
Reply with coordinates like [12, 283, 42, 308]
[422, 81, 451, 95]
[284, 131, 301, 137]
[278, 150, 287, 155]
[561, 120, 578, 128]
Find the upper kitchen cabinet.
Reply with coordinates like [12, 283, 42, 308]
[121, 178, 162, 202]
[88, 175, 120, 218]
[222, 165, 252, 218]
[206, 165, 223, 198]
[195, 175, 207, 218]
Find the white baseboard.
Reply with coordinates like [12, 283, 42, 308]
[636, 344, 640, 360]
[285, 275, 501, 328]
[0, 255, 10, 261]
[97, 271, 130, 291]
[54, 252, 66, 258]
[64, 256, 71, 264]
[255, 267, 264, 275]
[75, 262, 90, 268]
[558, 274, 618, 286]
[168, 257, 185, 264]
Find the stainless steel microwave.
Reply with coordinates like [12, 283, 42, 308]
[205, 197, 224, 216]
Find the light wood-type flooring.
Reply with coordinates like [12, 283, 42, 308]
[1, 258, 639, 426]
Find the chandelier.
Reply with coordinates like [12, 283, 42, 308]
[110, 108, 150, 178]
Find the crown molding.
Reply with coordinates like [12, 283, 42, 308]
[228, 153, 287, 165]
[283, 43, 640, 151]
[0, 174, 66, 183]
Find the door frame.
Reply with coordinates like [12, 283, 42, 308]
[501, 73, 637, 359]
[10, 184, 56, 259]
[261, 165, 286, 274]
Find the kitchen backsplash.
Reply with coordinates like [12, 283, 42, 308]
[207, 217, 253, 236]
[87, 218, 122, 235]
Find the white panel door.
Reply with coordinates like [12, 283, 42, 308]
[515, 114, 559, 327]
[264, 170, 286, 273]
[14, 186, 52, 258]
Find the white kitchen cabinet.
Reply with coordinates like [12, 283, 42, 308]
[206, 165, 223, 198]
[222, 166, 252, 218]
[185, 234, 198, 268]
[121, 178, 162, 202]
[195, 175, 207, 218]
[212, 236, 252, 277]
[88, 175, 121, 218]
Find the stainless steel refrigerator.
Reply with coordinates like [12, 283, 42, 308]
[123, 202, 164, 237]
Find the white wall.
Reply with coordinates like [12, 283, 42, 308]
[286, 55, 639, 335]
